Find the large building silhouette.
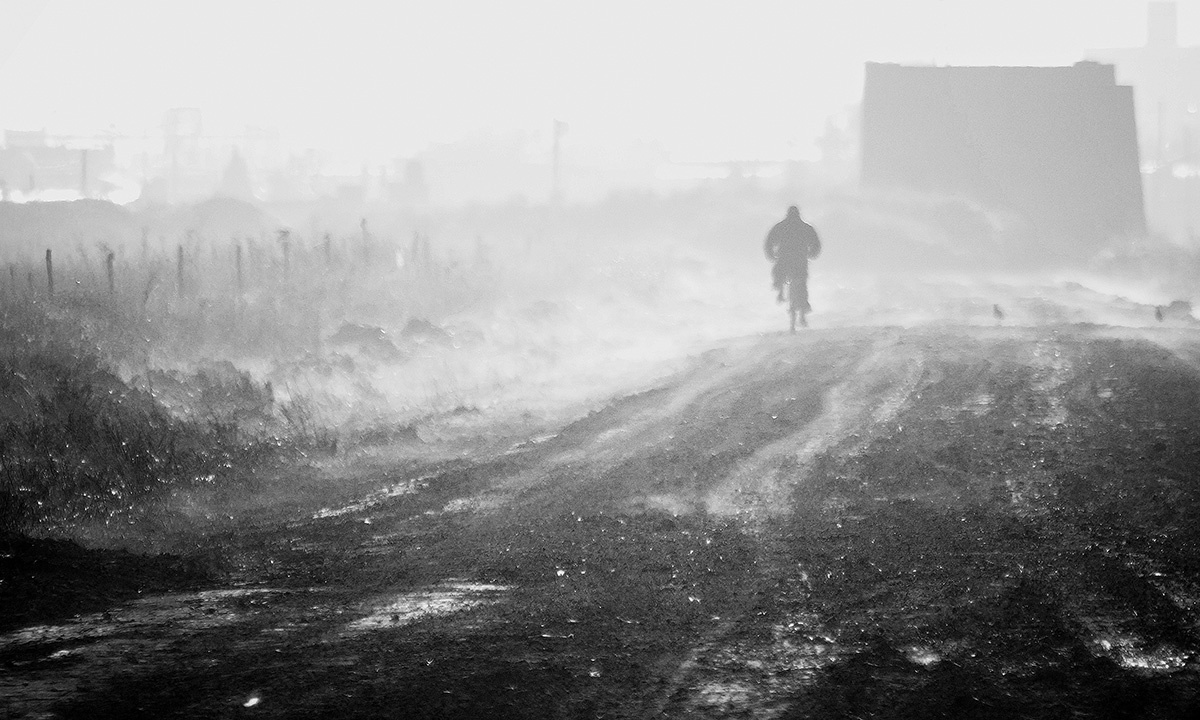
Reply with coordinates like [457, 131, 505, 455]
[860, 61, 1145, 246]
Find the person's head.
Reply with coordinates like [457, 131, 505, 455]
[786, 205, 800, 219]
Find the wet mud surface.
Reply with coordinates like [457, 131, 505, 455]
[6, 325, 1200, 718]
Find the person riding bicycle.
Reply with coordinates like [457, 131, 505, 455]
[764, 205, 821, 311]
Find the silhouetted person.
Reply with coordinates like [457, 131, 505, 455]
[764, 205, 821, 311]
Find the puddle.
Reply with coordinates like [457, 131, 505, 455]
[440, 492, 512, 514]
[903, 645, 942, 666]
[312, 475, 432, 519]
[0, 586, 302, 719]
[345, 581, 510, 632]
[0, 587, 282, 652]
[1091, 634, 1190, 673]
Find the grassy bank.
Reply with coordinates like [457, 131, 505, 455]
[0, 301, 284, 537]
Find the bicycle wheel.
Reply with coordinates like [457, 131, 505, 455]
[787, 278, 807, 332]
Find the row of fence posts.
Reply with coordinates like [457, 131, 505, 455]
[17, 239, 288, 301]
[10, 245, 231, 301]
[31, 247, 130, 299]
[10, 228, 443, 303]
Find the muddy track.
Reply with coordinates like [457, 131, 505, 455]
[5, 325, 1200, 718]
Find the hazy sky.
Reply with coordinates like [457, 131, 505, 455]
[0, 0, 1194, 164]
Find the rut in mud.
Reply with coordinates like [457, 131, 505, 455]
[5, 325, 1200, 718]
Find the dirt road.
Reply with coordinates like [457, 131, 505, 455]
[6, 324, 1200, 718]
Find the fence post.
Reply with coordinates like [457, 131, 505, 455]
[105, 251, 115, 294]
[45, 249, 54, 298]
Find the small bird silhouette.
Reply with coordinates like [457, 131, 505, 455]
[993, 304, 1005, 323]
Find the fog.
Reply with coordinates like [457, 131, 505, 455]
[1, 183, 1193, 455]
[3, 0, 1200, 524]
[1, 1, 1188, 182]
[14, 7, 1200, 717]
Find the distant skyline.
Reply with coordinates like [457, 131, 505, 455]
[1, 0, 1196, 166]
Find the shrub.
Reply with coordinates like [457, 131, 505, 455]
[0, 350, 268, 535]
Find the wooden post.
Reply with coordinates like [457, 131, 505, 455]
[45, 249, 54, 298]
[105, 251, 115, 294]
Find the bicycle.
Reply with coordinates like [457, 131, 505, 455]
[764, 205, 821, 334]
[784, 272, 810, 333]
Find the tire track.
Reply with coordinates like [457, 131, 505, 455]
[658, 329, 1200, 717]
[704, 333, 926, 522]
[653, 334, 929, 718]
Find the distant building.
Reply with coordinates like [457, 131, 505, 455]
[860, 61, 1145, 245]
[1087, 1, 1200, 241]
[0, 129, 116, 200]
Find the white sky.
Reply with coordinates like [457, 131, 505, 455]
[0, 0, 1195, 163]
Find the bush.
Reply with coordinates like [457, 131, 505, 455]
[0, 349, 270, 535]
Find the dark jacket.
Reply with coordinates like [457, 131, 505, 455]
[764, 214, 821, 276]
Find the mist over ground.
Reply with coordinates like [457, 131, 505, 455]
[10, 2, 1200, 716]
[3, 180, 1193, 454]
